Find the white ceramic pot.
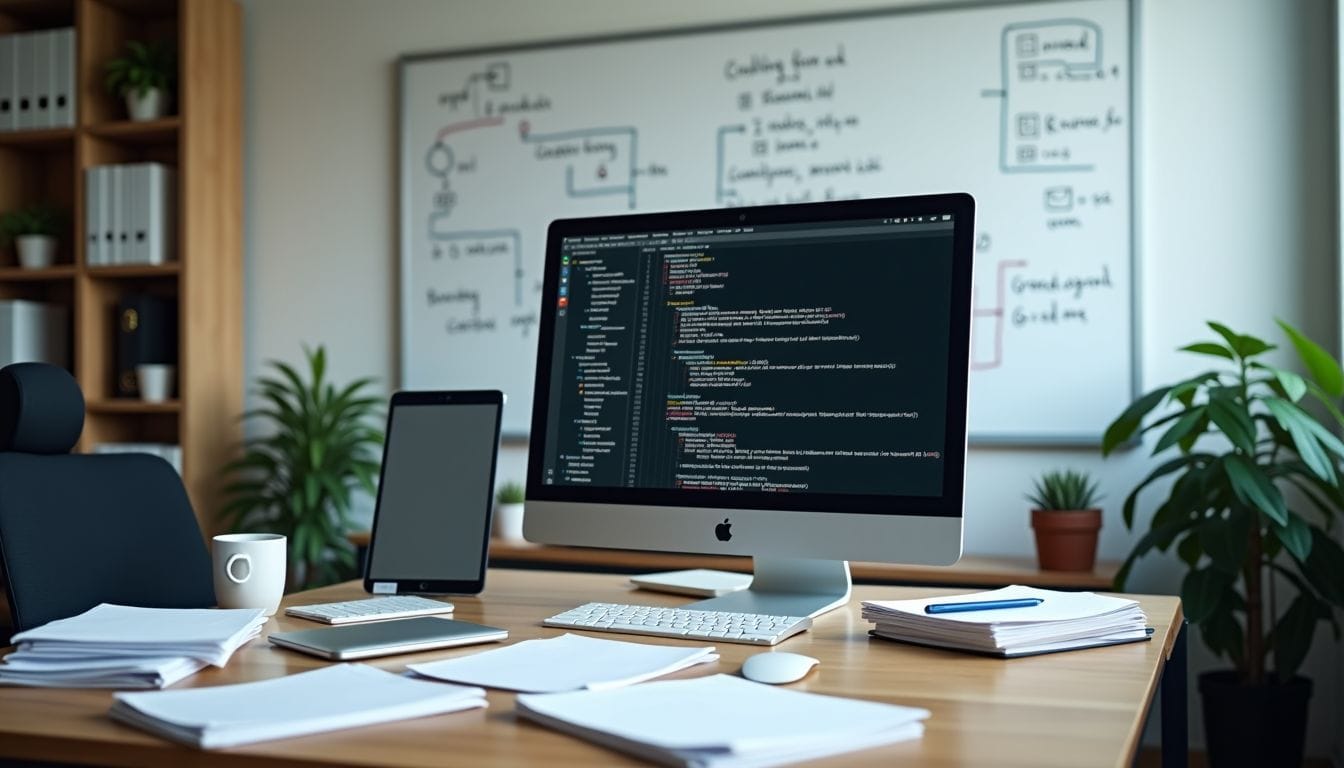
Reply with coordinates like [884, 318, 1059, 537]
[493, 502, 525, 541]
[15, 235, 56, 269]
[125, 88, 169, 121]
[136, 363, 176, 403]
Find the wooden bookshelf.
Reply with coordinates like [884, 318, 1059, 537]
[0, 0, 241, 537]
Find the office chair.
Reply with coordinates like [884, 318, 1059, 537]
[0, 363, 215, 634]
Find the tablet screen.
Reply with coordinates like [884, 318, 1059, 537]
[365, 393, 502, 592]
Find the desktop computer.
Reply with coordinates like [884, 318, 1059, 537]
[525, 194, 975, 631]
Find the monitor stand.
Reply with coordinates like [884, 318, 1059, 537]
[685, 558, 851, 618]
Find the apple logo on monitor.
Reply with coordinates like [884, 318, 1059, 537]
[715, 518, 732, 541]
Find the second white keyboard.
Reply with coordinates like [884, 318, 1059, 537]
[285, 595, 455, 625]
[544, 602, 811, 645]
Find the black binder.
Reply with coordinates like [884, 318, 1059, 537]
[114, 295, 177, 397]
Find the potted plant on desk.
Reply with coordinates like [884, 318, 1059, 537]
[494, 481, 526, 542]
[220, 346, 383, 590]
[1026, 469, 1103, 572]
[1102, 320, 1344, 767]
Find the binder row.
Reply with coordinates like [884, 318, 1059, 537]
[85, 163, 177, 267]
[0, 28, 77, 132]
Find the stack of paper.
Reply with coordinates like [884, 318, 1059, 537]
[861, 585, 1150, 657]
[111, 663, 487, 749]
[517, 674, 928, 767]
[0, 604, 266, 688]
[409, 633, 718, 692]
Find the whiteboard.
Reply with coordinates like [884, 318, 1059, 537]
[399, 0, 1135, 442]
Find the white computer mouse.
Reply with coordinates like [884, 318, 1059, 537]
[740, 651, 819, 685]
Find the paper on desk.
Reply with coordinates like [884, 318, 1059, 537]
[861, 585, 1139, 624]
[516, 673, 928, 767]
[110, 663, 488, 749]
[12, 604, 267, 666]
[408, 632, 718, 692]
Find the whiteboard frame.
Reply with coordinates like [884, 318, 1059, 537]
[397, 0, 1140, 446]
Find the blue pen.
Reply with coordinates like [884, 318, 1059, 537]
[924, 597, 1044, 614]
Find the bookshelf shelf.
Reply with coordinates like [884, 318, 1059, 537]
[84, 262, 180, 278]
[86, 398, 180, 414]
[0, 0, 241, 540]
[84, 116, 178, 144]
[0, 265, 76, 281]
[0, 127, 76, 147]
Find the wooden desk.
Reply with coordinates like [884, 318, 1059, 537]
[0, 569, 1185, 767]
[349, 532, 1121, 590]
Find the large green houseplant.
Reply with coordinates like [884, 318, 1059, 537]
[220, 347, 383, 590]
[1102, 320, 1344, 766]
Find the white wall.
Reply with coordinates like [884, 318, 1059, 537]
[240, 0, 1339, 756]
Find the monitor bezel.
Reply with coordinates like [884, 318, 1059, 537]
[526, 193, 974, 520]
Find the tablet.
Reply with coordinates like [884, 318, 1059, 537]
[269, 616, 508, 660]
[364, 390, 504, 595]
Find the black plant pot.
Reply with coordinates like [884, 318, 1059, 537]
[1199, 670, 1312, 768]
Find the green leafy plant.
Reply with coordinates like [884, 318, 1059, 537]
[1026, 469, 1102, 510]
[104, 40, 175, 98]
[1103, 320, 1344, 685]
[220, 346, 383, 590]
[0, 207, 63, 240]
[495, 481, 525, 505]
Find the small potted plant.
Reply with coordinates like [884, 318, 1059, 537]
[1026, 469, 1103, 571]
[494, 481, 526, 541]
[0, 207, 63, 269]
[104, 40, 175, 121]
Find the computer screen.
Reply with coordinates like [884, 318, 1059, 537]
[525, 194, 973, 590]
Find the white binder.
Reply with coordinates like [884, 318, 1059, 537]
[132, 164, 150, 264]
[15, 32, 33, 130]
[31, 31, 50, 129]
[147, 164, 176, 264]
[84, 166, 99, 266]
[51, 29, 74, 128]
[110, 165, 125, 265]
[98, 166, 112, 266]
[0, 35, 14, 132]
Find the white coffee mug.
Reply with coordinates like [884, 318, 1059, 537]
[212, 533, 287, 615]
[136, 363, 176, 403]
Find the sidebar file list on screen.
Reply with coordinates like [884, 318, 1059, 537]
[368, 404, 498, 581]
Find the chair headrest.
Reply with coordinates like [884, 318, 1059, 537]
[0, 363, 84, 454]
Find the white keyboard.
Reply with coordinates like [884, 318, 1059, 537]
[285, 596, 455, 625]
[544, 602, 811, 646]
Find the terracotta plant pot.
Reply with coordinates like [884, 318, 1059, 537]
[1031, 508, 1101, 571]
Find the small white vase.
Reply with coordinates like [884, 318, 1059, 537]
[493, 502, 526, 541]
[15, 235, 56, 269]
[125, 88, 169, 121]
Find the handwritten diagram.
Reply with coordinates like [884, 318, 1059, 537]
[402, 0, 1133, 440]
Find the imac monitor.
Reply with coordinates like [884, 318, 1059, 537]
[526, 194, 975, 617]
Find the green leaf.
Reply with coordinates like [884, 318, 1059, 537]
[1278, 319, 1344, 397]
[1114, 514, 1206, 590]
[1207, 395, 1257, 455]
[1103, 386, 1172, 455]
[1181, 342, 1234, 360]
[1120, 455, 1207, 528]
[1201, 608, 1244, 664]
[1223, 454, 1288, 526]
[1200, 508, 1250, 575]
[1262, 397, 1337, 485]
[1182, 567, 1231, 624]
[1273, 512, 1313, 562]
[1298, 529, 1344, 608]
[1271, 596, 1319, 681]
[1153, 407, 1206, 455]
[1176, 532, 1203, 567]
[1206, 321, 1274, 359]
[1255, 364, 1308, 403]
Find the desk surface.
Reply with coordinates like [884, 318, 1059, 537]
[0, 569, 1181, 768]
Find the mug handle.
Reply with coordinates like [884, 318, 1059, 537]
[225, 553, 252, 584]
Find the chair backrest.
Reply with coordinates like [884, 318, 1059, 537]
[0, 363, 214, 633]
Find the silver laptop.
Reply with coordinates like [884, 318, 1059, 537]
[268, 616, 508, 660]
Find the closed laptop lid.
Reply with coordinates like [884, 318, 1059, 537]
[268, 616, 508, 660]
